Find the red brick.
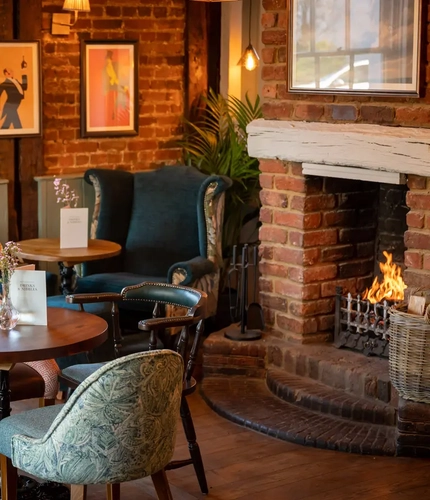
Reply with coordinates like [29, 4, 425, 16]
[294, 104, 325, 121]
[274, 212, 321, 230]
[274, 176, 306, 193]
[259, 262, 288, 277]
[261, 48, 276, 64]
[318, 315, 335, 331]
[395, 107, 430, 126]
[259, 226, 288, 244]
[262, 0, 286, 10]
[406, 192, 430, 210]
[260, 190, 288, 208]
[321, 278, 358, 297]
[274, 247, 319, 266]
[259, 207, 273, 223]
[262, 84, 277, 98]
[288, 264, 337, 284]
[289, 298, 334, 317]
[262, 101, 293, 120]
[260, 293, 287, 312]
[259, 245, 274, 260]
[261, 65, 287, 81]
[259, 278, 274, 293]
[404, 251, 422, 269]
[258, 159, 287, 173]
[407, 211, 425, 228]
[360, 106, 395, 124]
[261, 12, 277, 28]
[277, 11, 287, 28]
[408, 175, 427, 190]
[259, 173, 274, 189]
[274, 280, 320, 300]
[423, 254, 430, 271]
[291, 194, 337, 212]
[277, 314, 318, 335]
[261, 30, 287, 45]
[404, 231, 430, 250]
[302, 229, 338, 248]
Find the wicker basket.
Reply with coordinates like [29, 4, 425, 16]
[389, 303, 430, 403]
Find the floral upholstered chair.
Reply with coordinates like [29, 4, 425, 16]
[0, 350, 183, 500]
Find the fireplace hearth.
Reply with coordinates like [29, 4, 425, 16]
[334, 285, 392, 358]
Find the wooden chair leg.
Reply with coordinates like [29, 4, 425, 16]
[151, 469, 173, 500]
[39, 397, 55, 407]
[0, 454, 18, 500]
[70, 484, 87, 500]
[106, 483, 120, 500]
[180, 395, 208, 494]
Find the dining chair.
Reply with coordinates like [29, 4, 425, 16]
[10, 360, 59, 407]
[58, 281, 209, 494]
[0, 349, 183, 500]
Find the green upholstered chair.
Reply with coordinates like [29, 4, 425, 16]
[0, 350, 183, 500]
[58, 281, 209, 494]
[75, 165, 231, 319]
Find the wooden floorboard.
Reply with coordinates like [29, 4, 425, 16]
[11, 390, 430, 500]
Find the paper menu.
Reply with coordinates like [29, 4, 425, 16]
[10, 270, 47, 325]
[60, 207, 89, 249]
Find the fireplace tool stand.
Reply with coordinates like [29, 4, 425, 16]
[224, 244, 264, 341]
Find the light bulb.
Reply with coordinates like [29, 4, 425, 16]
[238, 44, 260, 72]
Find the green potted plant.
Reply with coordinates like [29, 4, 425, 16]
[180, 89, 263, 282]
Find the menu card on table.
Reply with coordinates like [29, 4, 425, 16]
[60, 207, 89, 249]
[10, 269, 47, 325]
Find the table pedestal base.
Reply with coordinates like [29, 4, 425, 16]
[58, 263, 77, 295]
[0, 370, 11, 420]
[0, 476, 70, 500]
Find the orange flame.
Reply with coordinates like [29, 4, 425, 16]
[362, 251, 407, 304]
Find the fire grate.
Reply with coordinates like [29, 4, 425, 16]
[334, 286, 392, 358]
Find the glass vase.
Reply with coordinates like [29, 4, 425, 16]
[0, 280, 19, 331]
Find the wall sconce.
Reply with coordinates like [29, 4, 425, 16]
[52, 0, 91, 35]
[237, 1, 260, 71]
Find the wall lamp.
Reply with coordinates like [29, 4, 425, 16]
[52, 0, 91, 35]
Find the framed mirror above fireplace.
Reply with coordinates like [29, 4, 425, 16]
[287, 0, 422, 96]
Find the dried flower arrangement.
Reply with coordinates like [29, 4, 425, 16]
[53, 178, 79, 208]
[0, 241, 21, 283]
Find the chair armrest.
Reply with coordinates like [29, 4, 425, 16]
[138, 316, 196, 332]
[167, 256, 215, 286]
[66, 292, 123, 305]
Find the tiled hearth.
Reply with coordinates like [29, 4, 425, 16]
[201, 121, 430, 458]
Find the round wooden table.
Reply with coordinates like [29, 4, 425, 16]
[0, 307, 108, 420]
[17, 238, 121, 294]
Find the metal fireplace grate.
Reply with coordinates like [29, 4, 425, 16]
[334, 286, 393, 357]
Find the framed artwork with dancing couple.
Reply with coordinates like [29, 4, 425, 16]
[81, 40, 139, 137]
[0, 41, 41, 138]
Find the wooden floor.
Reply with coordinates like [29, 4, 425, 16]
[13, 392, 430, 500]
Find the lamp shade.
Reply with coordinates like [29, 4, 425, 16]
[63, 0, 90, 12]
[237, 44, 260, 71]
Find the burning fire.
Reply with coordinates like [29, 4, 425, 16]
[362, 251, 407, 304]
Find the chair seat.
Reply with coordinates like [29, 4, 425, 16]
[0, 404, 63, 458]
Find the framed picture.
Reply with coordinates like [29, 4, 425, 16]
[0, 41, 41, 138]
[288, 0, 422, 96]
[81, 40, 139, 137]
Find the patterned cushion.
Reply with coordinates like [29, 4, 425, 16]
[0, 350, 183, 485]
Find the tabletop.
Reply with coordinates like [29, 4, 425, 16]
[0, 307, 108, 365]
[17, 238, 121, 265]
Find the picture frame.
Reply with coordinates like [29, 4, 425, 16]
[81, 40, 139, 138]
[0, 41, 41, 138]
[287, 0, 422, 96]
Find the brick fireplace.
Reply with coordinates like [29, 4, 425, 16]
[247, 120, 430, 346]
[201, 121, 430, 458]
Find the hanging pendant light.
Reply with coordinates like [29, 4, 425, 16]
[238, 0, 260, 71]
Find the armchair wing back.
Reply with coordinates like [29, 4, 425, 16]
[78, 165, 231, 316]
[9, 350, 183, 485]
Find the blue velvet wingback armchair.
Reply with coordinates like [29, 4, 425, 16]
[75, 165, 231, 318]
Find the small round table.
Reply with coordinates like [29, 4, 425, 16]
[17, 238, 121, 294]
[0, 307, 108, 420]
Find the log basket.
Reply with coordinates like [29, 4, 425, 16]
[389, 301, 430, 403]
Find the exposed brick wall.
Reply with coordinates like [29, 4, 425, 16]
[41, 0, 185, 174]
[260, 0, 430, 126]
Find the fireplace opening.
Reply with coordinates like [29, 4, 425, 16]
[324, 177, 409, 357]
